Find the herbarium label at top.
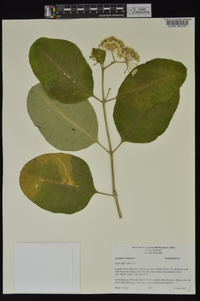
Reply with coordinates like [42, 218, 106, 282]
[20, 36, 187, 218]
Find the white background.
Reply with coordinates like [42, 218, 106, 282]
[3, 18, 195, 293]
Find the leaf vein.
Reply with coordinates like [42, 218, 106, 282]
[38, 177, 96, 193]
[117, 73, 179, 99]
[41, 50, 93, 98]
[35, 88, 99, 144]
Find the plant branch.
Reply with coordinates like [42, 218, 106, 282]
[101, 65, 122, 218]
[111, 51, 115, 61]
[105, 88, 111, 100]
[104, 61, 114, 70]
[104, 59, 126, 70]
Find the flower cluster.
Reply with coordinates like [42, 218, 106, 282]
[123, 46, 140, 73]
[99, 36, 125, 59]
[99, 36, 140, 74]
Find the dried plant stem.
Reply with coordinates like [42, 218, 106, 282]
[101, 66, 122, 219]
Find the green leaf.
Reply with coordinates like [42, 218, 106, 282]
[113, 91, 180, 143]
[20, 153, 97, 214]
[29, 37, 94, 104]
[117, 59, 187, 111]
[27, 84, 98, 151]
[90, 48, 106, 65]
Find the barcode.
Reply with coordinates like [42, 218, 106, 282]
[161, 18, 194, 28]
[166, 19, 189, 26]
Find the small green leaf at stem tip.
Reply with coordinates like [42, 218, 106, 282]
[90, 48, 106, 66]
[27, 84, 98, 151]
[29, 37, 94, 104]
[20, 153, 97, 214]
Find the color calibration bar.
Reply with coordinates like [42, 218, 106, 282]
[45, 5, 56, 18]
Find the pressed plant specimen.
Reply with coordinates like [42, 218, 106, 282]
[20, 36, 187, 218]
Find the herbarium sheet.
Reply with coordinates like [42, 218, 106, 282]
[3, 18, 195, 294]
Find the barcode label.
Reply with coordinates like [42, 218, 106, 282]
[166, 19, 189, 26]
[161, 18, 194, 28]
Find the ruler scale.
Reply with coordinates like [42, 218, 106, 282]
[56, 3, 126, 18]
[45, 4, 152, 19]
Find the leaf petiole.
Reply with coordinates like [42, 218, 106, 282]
[106, 96, 117, 102]
[97, 141, 109, 153]
[91, 94, 102, 103]
[97, 191, 113, 197]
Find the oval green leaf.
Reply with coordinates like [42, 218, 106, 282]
[114, 91, 180, 143]
[29, 37, 94, 104]
[27, 84, 98, 151]
[117, 59, 186, 111]
[20, 153, 97, 214]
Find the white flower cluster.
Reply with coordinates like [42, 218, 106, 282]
[99, 36, 140, 74]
